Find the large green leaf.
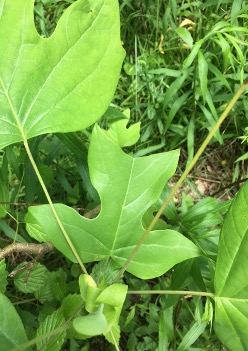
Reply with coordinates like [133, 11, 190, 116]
[26, 125, 201, 279]
[214, 181, 248, 350]
[0, 0, 124, 149]
[0, 292, 30, 350]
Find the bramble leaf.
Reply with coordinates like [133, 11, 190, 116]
[214, 181, 248, 351]
[14, 262, 48, 294]
[36, 309, 66, 351]
[26, 125, 201, 279]
[0, 0, 124, 149]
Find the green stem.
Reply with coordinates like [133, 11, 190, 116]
[10, 324, 71, 351]
[110, 328, 121, 351]
[10, 303, 84, 351]
[0, 78, 87, 274]
[114, 79, 248, 282]
[127, 290, 214, 298]
[24, 140, 87, 274]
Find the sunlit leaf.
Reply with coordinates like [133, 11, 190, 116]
[0, 0, 125, 149]
[26, 124, 201, 279]
[104, 109, 140, 147]
[214, 181, 248, 351]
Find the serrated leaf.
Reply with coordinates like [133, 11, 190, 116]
[105, 324, 120, 345]
[34, 273, 55, 302]
[14, 262, 48, 293]
[36, 309, 66, 351]
[0, 0, 125, 149]
[26, 125, 200, 279]
[0, 292, 30, 351]
[91, 259, 123, 285]
[52, 269, 68, 301]
[214, 181, 248, 351]
[61, 294, 84, 319]
[35, 269, 68, 302]
[0, 260, 8, 293]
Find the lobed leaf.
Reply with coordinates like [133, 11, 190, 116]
[104, 109, 141, 147]
[0, 0, 125, 149]
[26, 125, 201, 279]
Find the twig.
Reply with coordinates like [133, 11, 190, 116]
[0, 242, 54, 278]
[83, 205, 101, 219]
[0, 242, 54, 260]
[210, 177, 248, 196]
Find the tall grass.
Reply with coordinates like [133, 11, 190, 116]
[116, 0, 248, 166]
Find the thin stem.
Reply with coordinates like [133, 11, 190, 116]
[127, 290, 214, 298]
[0, 242, 53, 260]
[110, 328, 121, 351]
[0, 78, 87, 274]
[24, 140, 87, 274]
[10, 325, 71, 351]
[114, 79, 248, 282]
[10, 303, 84, 351]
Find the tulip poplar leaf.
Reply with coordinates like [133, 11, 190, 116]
[0, 0, 124, 149]
[26, 125, 201, 279]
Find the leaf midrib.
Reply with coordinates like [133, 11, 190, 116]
[110, 159, 135, 254]
[0, 78, 26, 141]
[22, 1, 106, 131]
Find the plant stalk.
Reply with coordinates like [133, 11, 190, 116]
[0, 78, 87, 274]
[24, 140, 87, 274]
[127, 290, 214, 298]
[114, 79, 248, 282]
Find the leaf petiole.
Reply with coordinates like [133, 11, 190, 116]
[24, 140, 87, 274]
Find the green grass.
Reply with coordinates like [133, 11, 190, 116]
[117, 0, 248, 165]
